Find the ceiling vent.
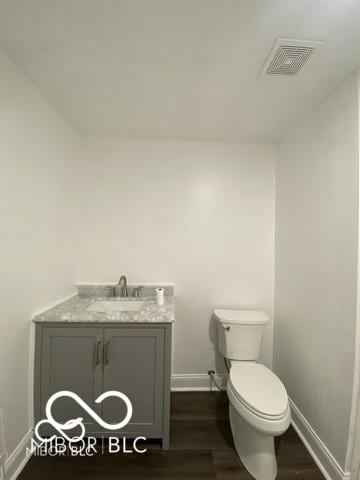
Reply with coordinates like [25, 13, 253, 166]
[260, 38, 324, 77]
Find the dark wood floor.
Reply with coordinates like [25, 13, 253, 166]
[19, 392, 324, 479]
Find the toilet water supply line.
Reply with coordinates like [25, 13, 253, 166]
[208, 359, 229, 392]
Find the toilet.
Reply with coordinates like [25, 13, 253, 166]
[214, 309, 290, 480]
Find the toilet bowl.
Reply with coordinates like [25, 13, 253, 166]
[214, 309, 290, 480]
[227, 362, 290, 480]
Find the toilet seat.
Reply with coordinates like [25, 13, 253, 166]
[228, 363, 288, 420]
[227, 382, 290, 436]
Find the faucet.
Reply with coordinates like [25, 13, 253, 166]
[116, 275, 128, 297]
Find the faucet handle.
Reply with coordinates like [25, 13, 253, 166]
[114, 285, 122, 297]
[132, 286, 143, 297]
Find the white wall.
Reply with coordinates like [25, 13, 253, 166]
[0, 50, 80, 461]
[78, 139, 276, 377]
[274, 73, 359, 470]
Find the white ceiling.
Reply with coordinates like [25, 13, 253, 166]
[0, 0, 360, 142]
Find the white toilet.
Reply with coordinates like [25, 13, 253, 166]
[214, 309, 290, 480]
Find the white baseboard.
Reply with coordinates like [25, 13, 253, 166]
[290, 398, 350, 480]
[171, 373, 227, 391]
[4, 430, 33, 480]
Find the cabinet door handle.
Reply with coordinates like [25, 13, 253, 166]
[95, 340, 102, 365]
[104, 341, 110, 365]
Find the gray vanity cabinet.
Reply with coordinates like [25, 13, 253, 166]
[102, 327, 164, 437]
[34, 323, 172, 449]
[38, 327, 103, 434]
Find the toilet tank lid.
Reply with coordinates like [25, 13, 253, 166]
[214, 309, 269, 325]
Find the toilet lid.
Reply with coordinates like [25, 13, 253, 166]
[229, 363, 288, 419]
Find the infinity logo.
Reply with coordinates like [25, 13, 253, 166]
[35, 391, 133, 443]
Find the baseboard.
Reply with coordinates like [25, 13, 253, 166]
[4, 430, 33, 480]
[171, 373, 227, 391]
[289, 398, 350, 480]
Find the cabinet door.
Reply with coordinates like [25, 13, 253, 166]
[102, 327, 164, 436]
[39, 327, 103, 435]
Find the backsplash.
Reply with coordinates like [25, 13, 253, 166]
[77, 283, 175, 297]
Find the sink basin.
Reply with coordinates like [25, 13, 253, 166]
[84, 300, 145, 313]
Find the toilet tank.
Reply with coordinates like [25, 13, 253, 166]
[214, 309, 269, 360]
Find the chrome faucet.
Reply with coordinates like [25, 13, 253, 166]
[115, 275, 128, 297]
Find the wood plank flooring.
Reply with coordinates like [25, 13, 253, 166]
[18, 391, 324, 479]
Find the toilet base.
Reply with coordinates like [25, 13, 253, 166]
[229, 403, 277, 480]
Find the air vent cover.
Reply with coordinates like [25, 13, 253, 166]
[261, 38, 324, 77]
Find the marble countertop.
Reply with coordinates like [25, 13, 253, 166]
[32, 295, 175, 323]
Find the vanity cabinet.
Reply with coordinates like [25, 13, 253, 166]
[34, 323, 172, 449]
